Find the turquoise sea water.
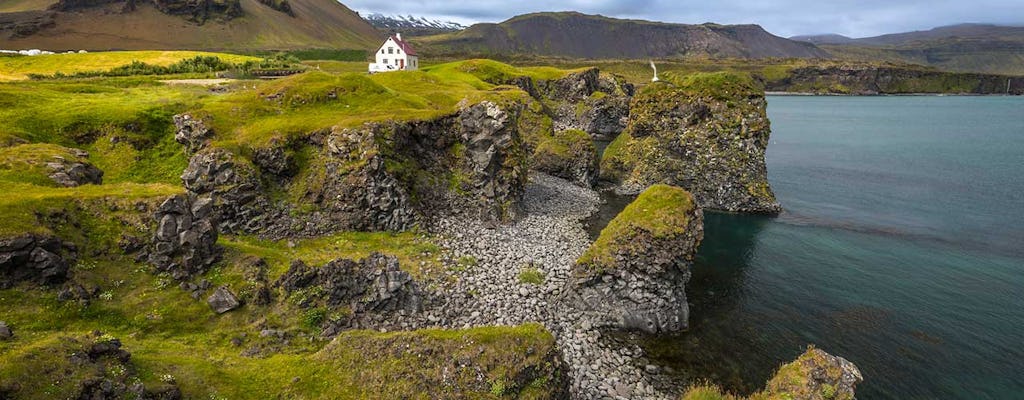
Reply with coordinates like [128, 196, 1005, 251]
[646, 96, 1024, 399]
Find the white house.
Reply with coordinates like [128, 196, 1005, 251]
[369, 33, 419, 73]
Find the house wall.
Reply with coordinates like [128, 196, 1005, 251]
[373, 38, 418, 71]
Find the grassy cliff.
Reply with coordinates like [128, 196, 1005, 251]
[0, 53, 575, 398]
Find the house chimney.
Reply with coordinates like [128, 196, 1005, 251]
[396, 33, 402, 41]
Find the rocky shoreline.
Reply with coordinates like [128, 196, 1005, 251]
[422, 173, 675, 399]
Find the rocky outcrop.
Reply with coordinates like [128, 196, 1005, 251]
[456, 101, 527, 221]
[151, 0, 242, 23]
[173, 113, 212, 153]
[539, 69, 634, 141]
[0, 234, 75, 289]
[578, 94, 630, 141]
[48, 0, 242, 23]
[601, 72, 782, 214]
[45, 150, 103, 187]
[0, 332, 182, 399]
[178, 100, 526, 237]
[566, 184, 703, 333]
[207, 286, 241, 313]
[258, 0, 293, 16]
[147, 194, 221, 280]
[532, 129, 598, 187]
[180, 147, 274, 234]
[275, 253, 423, 334]
[0, 11, 56, 39]
[762, 346, 863, 400]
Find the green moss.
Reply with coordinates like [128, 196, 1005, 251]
[517, 267, 546, 285]
[576, 184, 696, 274]
[219, 231, 440, 280]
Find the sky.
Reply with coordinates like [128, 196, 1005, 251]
[345, 0, 1024, 38]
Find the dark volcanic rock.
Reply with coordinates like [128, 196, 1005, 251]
[275, 253, 423, 334]
[762, 347, 863, 400]
[173, 113, 212, 153]
[5, 332, 185, 400]
[252, 138, 295, 177]
[0, 234, 75, 288]
[601, 73, 782, 213]
[147, 194, 221, 280]
[0, 321, 11, 340]
[207, 286, 241, 313]
[57, 283, 101, 305]
[532, 129, 598, 187]
[258, 0, 293, 16]
[565, 184, 703, 333]
[151, 0, 242, 23]
[0, 11, 56, 38]
[46, 151, 103, 187]
[457, 101, 526, 221]
[178, 100, 526, 237]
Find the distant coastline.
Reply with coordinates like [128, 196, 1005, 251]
[766, 91, 1022, 96]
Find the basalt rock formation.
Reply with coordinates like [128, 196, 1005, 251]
[602, 72, 782, 213]
[45, 152, 103, 187]
[176, 99, 527, 237]
[763, 346, 863, 400]
[0, 234, 76, 289]
[532, 129, 598, 187]
[275, 253, 423, 334]
[566, 184, 703, 333]
[147, 194, 221, 280]
[686, 346, 863, 400]
[173, 113, 213, 153]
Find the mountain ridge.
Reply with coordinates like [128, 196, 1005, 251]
[0, 0, 383, 51]
[790, 23, 1024, 75]
[363, 12, 465, 36]
[416, 12, 831, 60]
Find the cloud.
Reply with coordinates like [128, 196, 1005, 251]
[344, 0, 1024, 37]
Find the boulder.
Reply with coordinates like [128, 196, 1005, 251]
[46, 154, 103, 187]
[207, 286, 241, 314]
[601, 72, 782, 214]
[0, 234, 75, 288]
[761, 346, 863, 400]
[0, 321, 11, 340]
[565, 184, 703, 333]
[147, 194, 221, 280]
[532, 129, 598, 187]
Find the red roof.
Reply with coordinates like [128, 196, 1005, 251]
[382, 35, 417, 56]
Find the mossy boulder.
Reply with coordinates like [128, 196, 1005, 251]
[532, 129, 599, 187]
[681, 346, 862, 400]
[315, 324, 568, 399]
[601, 71, 782, 214]
[566, 184, 703, 333]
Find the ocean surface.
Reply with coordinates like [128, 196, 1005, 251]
[634, 96, 1024, 399]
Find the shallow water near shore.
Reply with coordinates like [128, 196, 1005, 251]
[620, 96, 1024, 399]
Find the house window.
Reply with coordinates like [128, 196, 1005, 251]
[382, 59, 388, 64]
[388, 47, 394, 54]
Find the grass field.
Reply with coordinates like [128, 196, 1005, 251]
[0, 51, 260, 81]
